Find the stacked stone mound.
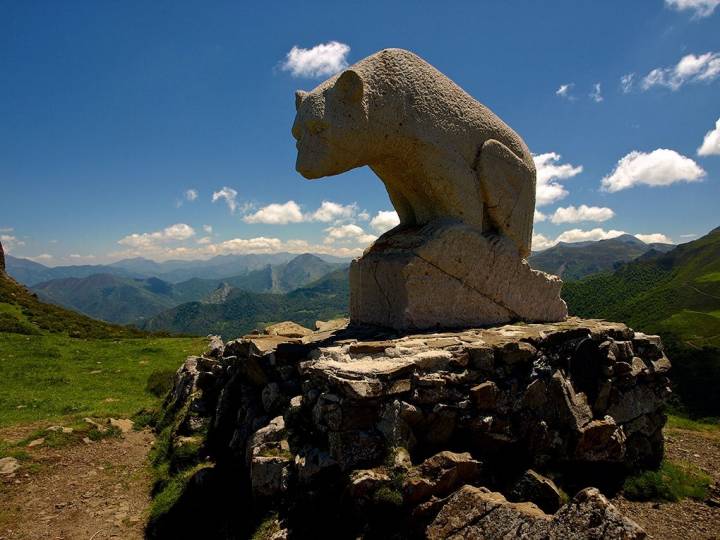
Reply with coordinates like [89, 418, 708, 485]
[0, 240, 5, 273]
[150, 318, 670, 538]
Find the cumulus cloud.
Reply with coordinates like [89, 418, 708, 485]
[324, 224, 377, 245]
[118, 223, 196, 249]
[555, 228, 626, 244]
[698, 117, 720, 156]
[635, 233, 673, 244]
[620, 73, 635, 93]
[69, 253, 96, 261]
[589, 83, 603, 102]
[307, 201, 359, 222]
[534, 210, 547, 223]
[601, 149, 705, 192]
[243, 201, 304, 224]
[642, 51, 720, 91]
[203, 224, 213, 234]
[212, 187, 239, 213]
[533, 153, 584, 206]
[369, 210, 400, 233]
[281, 41, 350, 78]
[555, 83, 574, 99]
[185, 189, 198, 202]
[665, 0, 720, 18]
[531, 233, 555, 251]
[550, 205, 615, 224]
[0, 234, 25, 252]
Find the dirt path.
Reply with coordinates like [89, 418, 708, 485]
[612, 426, 720, 539]
[0, 426, 154, 540]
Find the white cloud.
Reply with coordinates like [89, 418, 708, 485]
[358, 211, 370, 221]
[369, 210, 400, 233]
[680, 233, 697, 238]
[203, 224, 213, 234]
[665, 0, 720, 18]
[550, 205, 615, 224]
[534, 210, 547, 223]
[555, 83, 574, 99]
[555, 228, 626, 244]
[698, 117, 720, 156]
[118, 223, 196, 249]
[635, 233, 673, 244]
[620, 73, 635, 93]
[601, 149, 705, 192]
[212, 187, 239, 213]
[196, 236, 212, 245]
[69, 253, 96, 261]
[533, 153, 584, 206]
[281, 41, 350, 78]
[185, 189, 198, 202]
[324, 224, 377, 245]
[642, 52, 720, 91]
[0, 227, 13, 233]
[531, 233, 555, 251]
[589, 83, 603, 102]
[243, 201, 304, 224]
[0, 234, 25, 252]
[26, 253, 53, 262]
[308, 201, 358, 222]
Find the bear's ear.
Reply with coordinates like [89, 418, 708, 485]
[295, 90, 308, 111]
[335, 70, 364, 104]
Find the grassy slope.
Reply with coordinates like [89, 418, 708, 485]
[0, 272, 204, 427]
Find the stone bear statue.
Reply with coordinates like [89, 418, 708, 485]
[292, 48, 536, 258]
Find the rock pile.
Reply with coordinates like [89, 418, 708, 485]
[0, 240, 5, 273]
[149, 317, 670, 538]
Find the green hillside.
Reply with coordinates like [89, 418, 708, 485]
[0, 270, 148, 339]
[563, 227, 720, 415]
[142, 267, 350, 339]
[529, 234, 672, 281]
[29, 254, 344, 325]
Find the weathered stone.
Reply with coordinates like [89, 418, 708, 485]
[403, 451, 483, 505]
[0, 456, 20, 475]
[350, 222, 567, 330]
[328, 430, 384, 471]
[551, 370, 593, 430]
[315, 319, 349, 333]
[575, 418, 627, 462]
[427, 486, 646, 539]
[206, 335, 225, 359]
[251, 454, 290, 497]
[509, 469, 563, 513]
[348, 469, 391, 499]
[470, 381, 499, 410]
[265, 321, 313, 338]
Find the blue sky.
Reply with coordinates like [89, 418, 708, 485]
[1, 0, 719, 265]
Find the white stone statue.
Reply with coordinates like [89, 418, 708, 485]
[293, 48, 567, 329]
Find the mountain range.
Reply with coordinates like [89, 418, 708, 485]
[5, 251, 352, 287]
[30, 254, 345, 324]
[528, 234, 674, 281]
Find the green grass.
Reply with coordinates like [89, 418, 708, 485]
[623, 460, 712, 502]
[0, 331, 205, 427]
[666, 414, 720, 433]
[697, 272, 720, 283]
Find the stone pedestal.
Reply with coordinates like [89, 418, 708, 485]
[350, 220, 568, 330]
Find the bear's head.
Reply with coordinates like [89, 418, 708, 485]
[292, 69, 369, 179]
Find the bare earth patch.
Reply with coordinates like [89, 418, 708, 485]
[612, 426, 720, 539]
[0, 426, 154, 540]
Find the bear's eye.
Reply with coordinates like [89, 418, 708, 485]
[306, 119, 328, 136]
